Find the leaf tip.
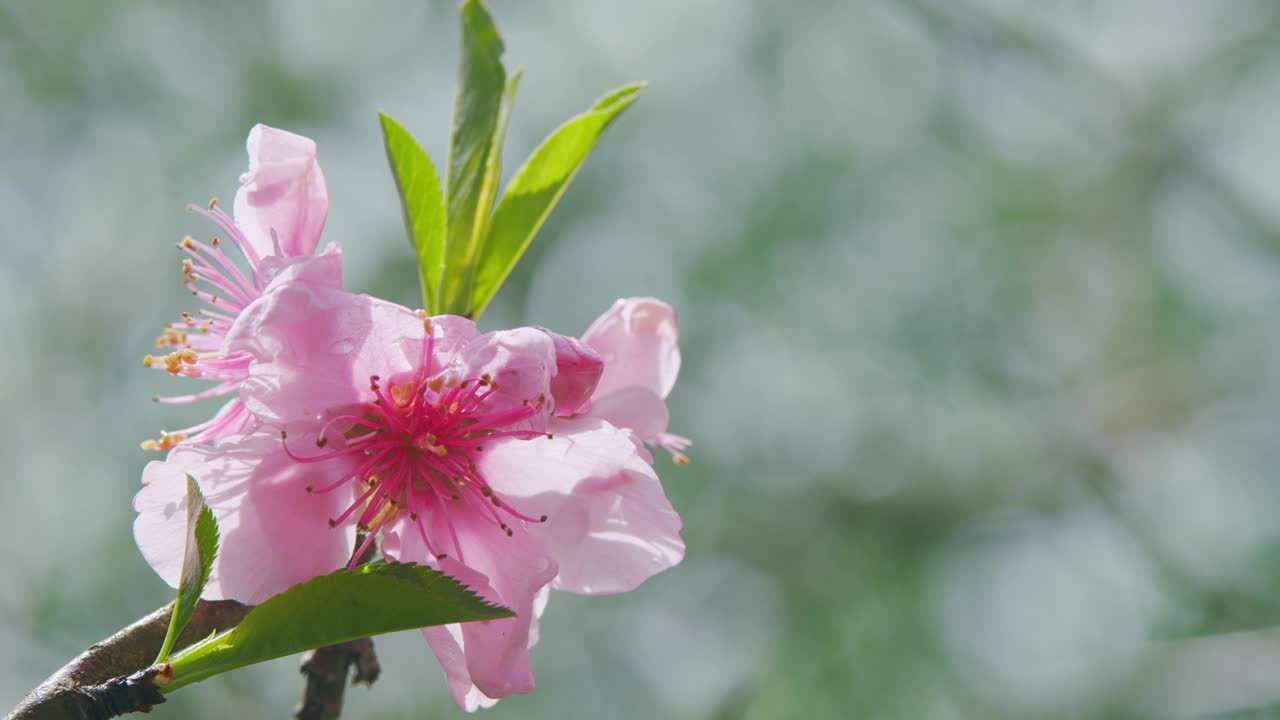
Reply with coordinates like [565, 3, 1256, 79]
[459, 0, 505, 55]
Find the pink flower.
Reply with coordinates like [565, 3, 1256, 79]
[133, 284, 685, 710]
[573, 298, 691, 463]
[142, 124, 341, 451]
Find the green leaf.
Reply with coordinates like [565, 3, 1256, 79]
[380, 112, 447, 312]
[440, 0, 508, 316]
[162, 562, 512, 691]
[154, 474, 219, 664]
[469, 82, 645, 318]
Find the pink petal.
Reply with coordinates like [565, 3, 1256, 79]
[453, 527, 556, 700]
[527, 586, 551, 647]
[420, 625, 500, 711]
[543, 331, 603, 416]
[226, 283, 423, 427]
[453, 327, 558, 422]
[418, 584, 549, 711]
[134, 433, 356, 604]
[423, 314, 481, 361]
[581, 298, 681, 400]
[233, 124, 329, 260]
[384, 510, 557, 706]
[586, 386, 670, 444]
[256, 241, 344, 290]
[479, 417, 684, 595]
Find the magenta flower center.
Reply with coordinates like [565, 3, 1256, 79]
[284, 320, 549, 565]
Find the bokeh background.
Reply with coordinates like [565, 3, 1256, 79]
[6, 1, 1280, 718]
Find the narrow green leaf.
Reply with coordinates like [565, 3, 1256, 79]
[483, 68, 523, 218]
[440, 0, 507, 316]
[380, 112, 447, 312]
[162, 562, 512, 691]
[469, 82, 646, 318]
[154, 474, 219, 664]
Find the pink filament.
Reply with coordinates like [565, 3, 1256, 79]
[283, 341, 550, 562]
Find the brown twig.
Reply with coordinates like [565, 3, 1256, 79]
[293, 535, 382, 720]
[6, 600, 250, 720]
[292, 640, 381, 720]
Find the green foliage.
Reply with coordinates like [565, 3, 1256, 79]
[469, 83, 645, 317]
[439, 0, 508, 316]
[379, 0, 641, 319]
[154, 475, 218, 664]
[380, 112, 447, 312]
[162, 562, 513, 691]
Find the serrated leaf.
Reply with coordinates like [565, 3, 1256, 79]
[469, 83, 645, 318]
[162, 562, 512, 691]
[440, 0, 507, 317]
[154, 474, 219, 664]
[380, 112, 447, 312]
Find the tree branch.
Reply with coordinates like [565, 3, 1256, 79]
[6, 599, 250, 720]
[293, 639, 381, 720]
[292, 534, 381, 720]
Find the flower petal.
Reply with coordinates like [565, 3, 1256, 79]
[233, 124, 329, 260]
[581, 297, 681, 400]
[454, 327, 558, 422]
[385, 509, 557, 706]
[226, 283, 422, 428]
[256, 241, 344, 291]
[543, 330, 603, 416]
[134, 433, 356, 604]
[419, 582, 550, 711]
[423, 314, 481, 364]
[587, 386, 670, 444]
[452, 523, 556, 700]
[420, 625, 500, 712]
[479, 417, 685, 595]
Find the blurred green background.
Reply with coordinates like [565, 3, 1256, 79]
[6, 1, 1280, 718]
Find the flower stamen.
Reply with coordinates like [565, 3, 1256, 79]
[284, 356, 551, 559]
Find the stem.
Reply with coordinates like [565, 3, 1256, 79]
[293, 534, 382, 720]
[292, 640, 381, 720]
[6, 600, 250, 720]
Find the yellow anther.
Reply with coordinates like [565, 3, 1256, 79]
[208, 197, 218, 210]
[428, 376, 444, 393]
[154, 326, 189, 348]
[161, 350, 195, 374]
[389, 383, 415, 408]
[673, 453, 691, 466]
[140, 433, 186, 451]
[143, 355, 155, 368]
[180, 236, 195, 249]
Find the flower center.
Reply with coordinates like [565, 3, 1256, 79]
[283, 320, 550, 566]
